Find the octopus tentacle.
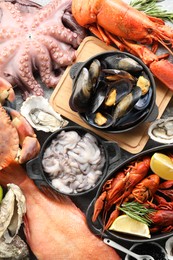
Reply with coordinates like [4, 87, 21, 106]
[39, 25, 81, 49]
[32, 40, 61, 88]
[15, 46, 44, 98]
[40, 36, 76, 67]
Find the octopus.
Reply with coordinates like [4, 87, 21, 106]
[42, 130, 106, 194]
[0, 0, 86, 99]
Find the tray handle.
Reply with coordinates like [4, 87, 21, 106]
[26, 157, 46, 186]
[145, 104, 158, 123]
[86, 198, 108, 239]
[103, 141, 121, 166]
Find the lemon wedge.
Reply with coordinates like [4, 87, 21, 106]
[0, 185, 3, 202]
[109, 214, 151, 238]
[150, 153, 173, 180]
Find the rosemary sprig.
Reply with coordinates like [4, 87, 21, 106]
[118, 201, 155, 226]
[130, 0, 173, 22]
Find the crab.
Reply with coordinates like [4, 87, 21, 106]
[0, 77, 40, 167]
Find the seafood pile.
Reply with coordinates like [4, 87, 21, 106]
[21, 95, 68, 132]
[0, 0, 86, 99]
[0, 184, 29, 259]
[92, 153, 173, 235]
[148, 118, 173, 144]
[0, 89, 121, 259]
[69, 52, 155, 131]
[42, 130, 106, 194]
[72, 0, 173, 91]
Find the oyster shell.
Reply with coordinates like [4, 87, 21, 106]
[0, 235, 29, 259]
[165, 236, 173, 260]
[148, 117, 173, 144]
[20, 96, 68, 132]
[0, 184, 26, 243]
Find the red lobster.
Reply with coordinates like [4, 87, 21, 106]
[92, 157, 151, 229]
[72, 0, 173, 90]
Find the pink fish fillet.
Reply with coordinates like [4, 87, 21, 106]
[0, 162, 121, 260]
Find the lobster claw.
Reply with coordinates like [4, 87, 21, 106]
[6, 107, 40, 164]
[149, 59, 173, 91]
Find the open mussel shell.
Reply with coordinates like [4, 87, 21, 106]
[69, 51, 157, 133]
[134, 87, 153, 110]
[85, 112, 113, 129]
[103, 53, 143, 71]
[111, 86, 142, 127]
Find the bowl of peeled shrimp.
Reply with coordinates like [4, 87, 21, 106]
[26, 126, 120, 196]
[69, 51, 158, 133]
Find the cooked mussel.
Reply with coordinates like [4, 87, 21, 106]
[90, 79, 133, 114]
[134, 87, 153, 110]
[85, 111, 113, 129]
[112, 86, 142, 126]
[103, 53, 143, 72]
[136, 72, 150, 95]
[89, 80, 108, 113]
[115, 108, 150, 128]
[103, 69, 136, 82]
[69, 67, 93, 113]
[89, 59, 101, 85]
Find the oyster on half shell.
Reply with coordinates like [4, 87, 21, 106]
[0, 184, 29, 259]
[148, 117, 173, 144]
[0, 235, 29, 259]
[20, 96, 69, 132]
[165, 236, 173, 260]
[0, 183, 26, 243]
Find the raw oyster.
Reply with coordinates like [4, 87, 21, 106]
[0, 183, 26, 243]
[165, 236, 173, 260]
[148, 117, 173, 143]
[20, 96, 68, 132]
[0, 235, 29, 259]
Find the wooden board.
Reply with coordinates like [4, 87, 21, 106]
[50, 36, 173, 154]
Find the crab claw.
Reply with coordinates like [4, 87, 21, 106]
[0, 78, 16, 107]
[6, 107, 40, 164]
[18, 136, 41, 164]
[0, 105, 19, 169]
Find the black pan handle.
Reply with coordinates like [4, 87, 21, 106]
[145, 104, 158, 123]
[26, 157, 46, 186]
[70, 62, 85, 80]
[86, 197, 125, 244]
[86, 198, 111, 241]
[103, 141, 121, 166]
